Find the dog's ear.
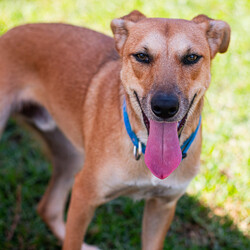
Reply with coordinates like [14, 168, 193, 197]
[192, 14, 231, 58]
[111, 10, 146, 54]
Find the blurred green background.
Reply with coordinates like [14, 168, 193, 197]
[0, 0, 249, 249]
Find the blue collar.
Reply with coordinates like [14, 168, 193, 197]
[123, 99, 201, 160]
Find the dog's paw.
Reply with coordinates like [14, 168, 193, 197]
[81, 243, 100, 250]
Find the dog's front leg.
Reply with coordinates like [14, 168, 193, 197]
[63, 167, 100, 250]
[142, 197, 177, 250]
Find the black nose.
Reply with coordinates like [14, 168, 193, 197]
[151, 93, 179, 119]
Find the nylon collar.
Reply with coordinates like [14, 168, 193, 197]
[123, 99, 201, 160]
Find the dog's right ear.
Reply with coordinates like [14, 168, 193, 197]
[111, 10, 146, 54]
[192, 14, 231, 58]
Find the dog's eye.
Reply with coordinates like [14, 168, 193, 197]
[133, 53, 150, 64]
[183, 54, 201, 65]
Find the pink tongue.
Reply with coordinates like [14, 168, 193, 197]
[145, 120, 182, 179]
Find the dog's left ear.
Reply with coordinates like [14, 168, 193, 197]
[192, 14, 231, 58]
[111, 10, 146, 54]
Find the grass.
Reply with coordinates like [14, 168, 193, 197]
[0, 0, 249, 249]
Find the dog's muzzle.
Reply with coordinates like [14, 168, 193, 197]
[151, 92, 179, 120]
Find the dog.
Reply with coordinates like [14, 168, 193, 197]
[0, 10, 230, 250]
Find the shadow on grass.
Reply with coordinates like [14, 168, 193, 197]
[0, 121, 249, 249]
[88, 195, 250, 250]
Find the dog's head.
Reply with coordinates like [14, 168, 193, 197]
[111, 10, 230, 179]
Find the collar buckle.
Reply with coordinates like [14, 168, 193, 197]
[133, 141, 142, 160]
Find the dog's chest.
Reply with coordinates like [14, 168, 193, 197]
[105, 172, 190, 201]
[127, 174, 190, 200]
[102, 152, 199, 202]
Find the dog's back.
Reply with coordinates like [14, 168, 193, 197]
[0, 23, 119, 147]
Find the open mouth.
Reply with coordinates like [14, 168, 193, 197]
[134, 91, 197, 138]
[133, 91, 150, 132]
[177, 93, 197, 137]
[133, 91, 197, 180]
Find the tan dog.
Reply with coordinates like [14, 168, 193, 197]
[0, 10, 230, 250]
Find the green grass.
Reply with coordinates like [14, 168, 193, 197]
[0, 0, 249, 249]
